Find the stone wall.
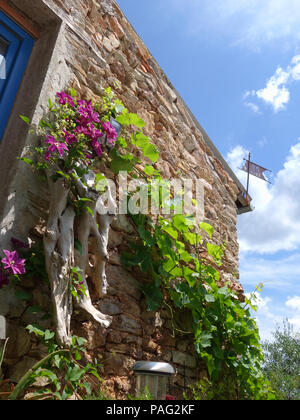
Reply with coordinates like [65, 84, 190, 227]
[0, 0, 247, 399]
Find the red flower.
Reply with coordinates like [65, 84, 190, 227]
[166, 394, 176, 400]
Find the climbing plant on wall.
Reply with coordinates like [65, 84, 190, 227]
[122, 212, 274, 399]
[18, 86, 159, 348]
[3, 85, 274, 400]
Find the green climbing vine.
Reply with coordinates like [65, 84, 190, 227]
[1, 84, 274, 399]
[122, 192, 275, 400]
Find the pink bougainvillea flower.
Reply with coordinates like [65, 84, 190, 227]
[89, 127, 103, 141]
[1, 250, 26, 275]
[45, 136, 69, 160]
[101, 121, 117, 144]
[91, 139, 103, 157]
[77, 99, 87, 107]
[63, 130, 78, 144]
[56, 91, 75, 107]
[74, 125, 90, 136]
[0, 270, 9, 289]
[77, 103, 100, 126]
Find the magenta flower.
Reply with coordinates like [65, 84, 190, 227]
[77, 99, 87, 107]
[1, 250, 26, 275]
[89, 127, 103, 141]
[45, 136, 69, 160]
[56, 91, 75, 107]
[91, 139, 103, 157]
[77, 103, 100, 126]
[101, 121, 117, 144]
[63, 130, 78, 144]
[74, 126, 90, 136]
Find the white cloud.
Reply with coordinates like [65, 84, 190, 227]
[285, 296, 300, 329]
[161, 0, 300, 49]
[244, 101, 261, 114]
[227, 142, 300, 254]
[256, 68, 290, 112]
[286, 296, 300, 312]
[244, 56, 300, 113]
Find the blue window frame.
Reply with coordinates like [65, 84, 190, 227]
[0, 11, 34, 140]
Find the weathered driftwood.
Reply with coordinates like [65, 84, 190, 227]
[44, 166, 114, 346]
[73, 171, 115, 326]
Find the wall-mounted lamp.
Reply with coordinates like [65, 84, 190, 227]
[132, 361, 175, 400]
[0, 315, 5, 340]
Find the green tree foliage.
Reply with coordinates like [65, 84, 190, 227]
[262, 320, 300, 400]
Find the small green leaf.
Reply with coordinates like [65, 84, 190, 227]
[85, 206, 94, 216]
[20, 115, 30, 125]
[44, 330, 55, 341]
[74, 240, 83, 255]
[204, 294, 215, 303]
[19, 157, 34, 166]
[26, 305, 43, 314]
[207, 243, 223, 262]
[15, 290, 33, 301]
[144, 165, 155, 176]
[65, 365, 85, 382]
[69, 88, 77, 98]
[200, 222, 214, 239]
[142, 144, 159, 163]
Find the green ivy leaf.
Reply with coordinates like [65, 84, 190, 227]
[142, 144, 159, 163]
[65, 366, 85, 383]
[142, 282, 163, 312]
[15, 290, 33, 301]
[204, 294, 215, 303]
[19, 115, 30, 125]
[110, 150, 137, 173]
[200, 222, 214, 239]
[144, 165, 155, 176]
[207, 243, 223, 262]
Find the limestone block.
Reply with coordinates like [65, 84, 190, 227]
[103, 352, 135, 376]
[102, 36, 113, 53]
[0, 288, 25, 318]
[111, 214, 135, 234]
[117, 314, 142, 335]
[106, 265, 141, 300]
[8, 356, 38, 383]
[172, 350, 197, 368]
[107, 16, 125, 39]
[108, 33, 120, 50]
[98, 299, 122, 316]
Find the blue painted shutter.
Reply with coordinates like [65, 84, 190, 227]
[0, 11, 34, 140]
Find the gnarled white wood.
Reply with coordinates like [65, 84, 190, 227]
[43, 167, 114, 346]
[44, 169, 74, 347]
[73, 171, 115, 325]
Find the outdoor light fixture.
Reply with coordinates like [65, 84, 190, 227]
[132, 361, 175, 400]
[0, 316, 5, 340]
[0, 315, 6, 378]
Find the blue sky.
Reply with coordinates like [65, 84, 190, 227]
[117, 0, 300, 341]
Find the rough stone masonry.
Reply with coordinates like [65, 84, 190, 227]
[0, 0, 251, 399]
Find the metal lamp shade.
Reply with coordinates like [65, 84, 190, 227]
[132, 361, 175, 400]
